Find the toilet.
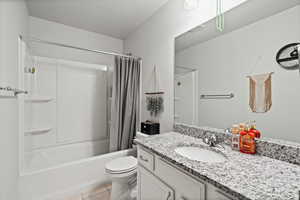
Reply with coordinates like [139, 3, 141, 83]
[105, 156, 137, 200]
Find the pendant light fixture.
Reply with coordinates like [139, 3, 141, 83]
[183, 0, 198, 10]
[216, 0, 225, 32]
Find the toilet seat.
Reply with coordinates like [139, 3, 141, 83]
[106, 166, 136, 174]
[105, 156, 137, 174]
[107, 168, 137, 179]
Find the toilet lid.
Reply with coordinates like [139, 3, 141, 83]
[105, 156, 137, 173]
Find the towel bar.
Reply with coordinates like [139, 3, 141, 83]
[200, 93, 234, 99]
[0, 86, 28, 97]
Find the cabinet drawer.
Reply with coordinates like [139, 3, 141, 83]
[155, 156, 206, 200]
[137, 146, 154, 171]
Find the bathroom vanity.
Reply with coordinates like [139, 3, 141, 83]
[135, 131, 300, 200]
[137, 146, 234, 200]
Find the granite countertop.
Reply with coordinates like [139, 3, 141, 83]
[135, 132, 300, 200]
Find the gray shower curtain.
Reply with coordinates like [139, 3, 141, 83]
[110, 56, 141, 152]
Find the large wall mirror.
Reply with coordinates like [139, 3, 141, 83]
[174, 0, 300, 143]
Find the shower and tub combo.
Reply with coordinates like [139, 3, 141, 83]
[18, 37, 141, 200]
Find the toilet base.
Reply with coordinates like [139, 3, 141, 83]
[111, 174, 136, 200]
[105, 156, 137, 200]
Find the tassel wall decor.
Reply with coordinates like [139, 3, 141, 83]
[145, 66, 164, 122]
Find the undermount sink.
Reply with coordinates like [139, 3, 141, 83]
[174, 146, 227, 163]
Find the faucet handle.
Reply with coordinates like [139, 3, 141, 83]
[203, 134, 218, 146]
[203, 133, 224, 147]
[224, 128, 231, 133]
[209, 134, 217, 147]
[202, 137, 209, 145]
[210, 134, 217, 141]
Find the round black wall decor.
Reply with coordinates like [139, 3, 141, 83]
[276, 43, 299, 70]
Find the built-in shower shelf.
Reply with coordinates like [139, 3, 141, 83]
[174, 97, 180, 101]
[24, 127, 52, 136]
[25, 96, 54, 103]
[174, 114, 180, 119]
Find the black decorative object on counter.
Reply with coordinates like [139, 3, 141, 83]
[141, 121, 160, 135]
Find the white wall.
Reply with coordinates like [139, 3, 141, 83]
[28, 16, 123, 66]
[0, 0, 28, 200]
[176, 6, 300, 142]
[124, 0, 248, 133]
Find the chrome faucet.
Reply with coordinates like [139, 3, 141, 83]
[202, 133, 218, 147]
[202, 133, 225, 149]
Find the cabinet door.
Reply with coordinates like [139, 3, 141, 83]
[138, 166, 174, 200]
[155, 157, 205, 200]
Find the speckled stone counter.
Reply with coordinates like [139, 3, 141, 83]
[174, 123, 300, 166]
[135, 132, 300, 200]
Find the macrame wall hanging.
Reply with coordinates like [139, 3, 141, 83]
[216, 0, 225, 32]
[247, 72, 274, 113]
[246, 55, 274, 113]
[145, 66, 164, 122]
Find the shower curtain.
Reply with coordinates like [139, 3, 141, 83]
[110, 56, 141, 152]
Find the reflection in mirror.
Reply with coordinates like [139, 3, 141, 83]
[174, 66, 198, 125]
[174, 0, 300, 143]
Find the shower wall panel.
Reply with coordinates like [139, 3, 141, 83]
[57, 64, 107, 143]
[23, 56, 109, 173]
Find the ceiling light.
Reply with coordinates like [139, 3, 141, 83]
[183, 0, 198, 10]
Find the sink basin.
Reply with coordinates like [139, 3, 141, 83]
[174, 146, 227, 163]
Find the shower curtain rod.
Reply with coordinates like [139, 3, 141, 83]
[20, 36, 141, 60]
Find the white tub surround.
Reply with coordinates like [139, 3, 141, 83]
[21, 56, 109, 173]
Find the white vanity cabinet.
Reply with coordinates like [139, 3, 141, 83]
[137, 146, 237, 200]
[155, 156, 205, 200]
[138, 166, 175, 200]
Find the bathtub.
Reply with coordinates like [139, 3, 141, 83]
[19, 148, 136, 200]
